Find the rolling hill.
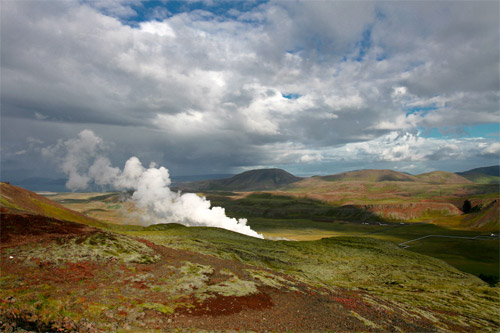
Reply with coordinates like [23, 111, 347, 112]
[457, 165, 500, 184]
[318, 169, 473, 184]
[414, 171, 472, 184]
[179, 168, 302, 191]
[319, 169, 418, 182]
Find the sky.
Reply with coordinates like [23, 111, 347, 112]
[1, 0, 499, 182]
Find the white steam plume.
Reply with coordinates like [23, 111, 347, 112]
[46, 130, 263, 239]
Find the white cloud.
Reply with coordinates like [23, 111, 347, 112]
[139, 21, 176, 37]
[13, 150, 27, 156]
[317, 131, 497, 165]
[41, 129, 104, 190]
[1, 1, 499, 178]
[299, 153, 323, 164]
[480, 142, 500, 157]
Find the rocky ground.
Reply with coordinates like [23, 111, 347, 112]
[0, 211, 455, 332]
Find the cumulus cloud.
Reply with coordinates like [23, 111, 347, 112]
[314, 131, 499, 167]
[139, 21, 176, 37]
[1, 1, 498, 178]
[480, 142, 500, 158]
[299, 153, 323, 164]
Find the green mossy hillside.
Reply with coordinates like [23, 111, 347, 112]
[125, 225, 499, 329]
[4, 232, 159, 264]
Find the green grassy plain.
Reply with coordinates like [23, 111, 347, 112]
[230, 194, 499, 282]
[246, 217, 499, 280]
[46, 190, 499, 284]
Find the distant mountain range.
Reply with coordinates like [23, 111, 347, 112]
[4, 165, 499, 192]
[180, 165, 499, 192]
[318, 169, 474, 184]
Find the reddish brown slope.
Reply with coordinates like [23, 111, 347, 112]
[463, 200, 500, 231]
[0, 182, 103, 227]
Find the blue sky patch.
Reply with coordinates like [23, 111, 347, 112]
[123, 0, 268, 26]
[463, 123, 500, 139]
[354, 28, 372, 62]
[282, 93, 301, 100]
[405, 105, 438, 117]
[420, 123, 500, 139]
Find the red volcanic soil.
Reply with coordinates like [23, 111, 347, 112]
[178, 292, 274, 317]
[0, 212, 98, 248]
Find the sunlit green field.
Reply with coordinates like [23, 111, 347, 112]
[47, 190, 499, 285]
[242, 216, 499, 280]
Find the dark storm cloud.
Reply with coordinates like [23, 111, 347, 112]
[1, 0, 499, 179]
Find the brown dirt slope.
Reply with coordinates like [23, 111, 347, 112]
[312, 169, 473, 184]
[463, 199, 500, 231]
[0, 182, 103, 227]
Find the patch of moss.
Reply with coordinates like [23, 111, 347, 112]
[86, 303, 108, 317]
[205, 270, 257, 297]
[247, 269, 297, 291]
[0, 196, 22, 210]
[141, 302, 174, 314]
[126, 227, 500, 329]
[349, 310, 382, 329]
[124, 273, 155, 283]
[6, 232, 159, 264]
[172, 261, 213, 293]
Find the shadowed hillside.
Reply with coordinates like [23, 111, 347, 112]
[179, 168, 302, 191]
[457, 165, 500, 184]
